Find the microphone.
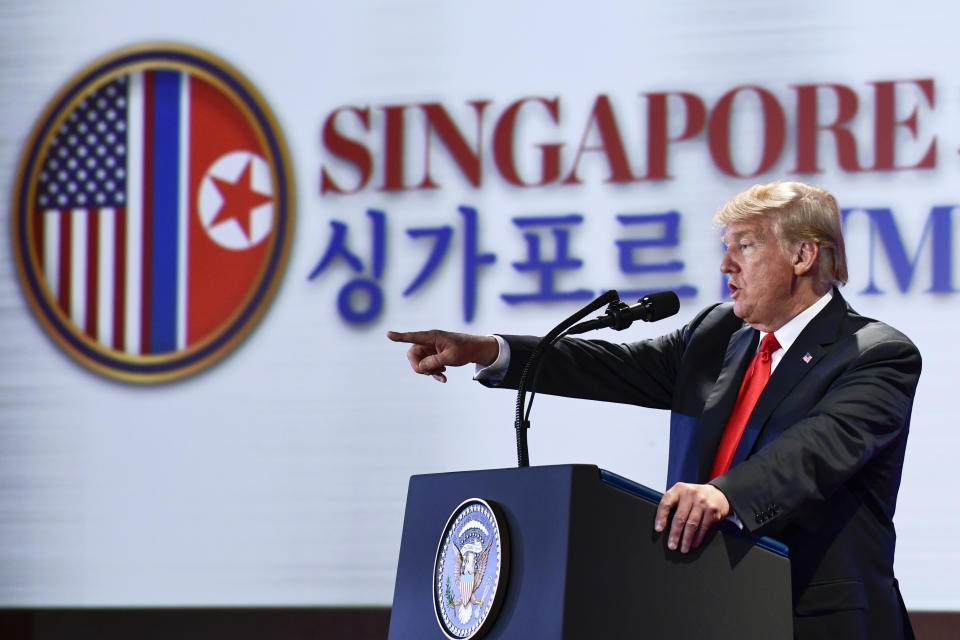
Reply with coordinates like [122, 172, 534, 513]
[513, 289, 675, 467]
[566, 291, 680, 335]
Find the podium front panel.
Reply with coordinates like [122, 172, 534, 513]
[389, 465, 792, 639]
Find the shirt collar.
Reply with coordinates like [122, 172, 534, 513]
[759, 290, 833, 354]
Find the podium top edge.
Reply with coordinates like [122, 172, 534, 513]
[599, 468, 790, 559]
[408, 463, 599, 482]
[599, 468, 664, 504]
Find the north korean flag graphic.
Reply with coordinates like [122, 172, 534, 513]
[13, 46, 293, 382]
[187, 77, 275, 349]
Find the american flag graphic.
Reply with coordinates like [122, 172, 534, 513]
[31, 68, 275, 357]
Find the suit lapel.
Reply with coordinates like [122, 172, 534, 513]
[727, 291, 846, 469]
[695, 324, 756, 482]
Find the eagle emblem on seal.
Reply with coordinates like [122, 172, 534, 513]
[450, 534, 493, 622]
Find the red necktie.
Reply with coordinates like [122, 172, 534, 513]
[709, 333, 781, 480]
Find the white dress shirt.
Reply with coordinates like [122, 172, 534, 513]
[761, 290, 833, 373]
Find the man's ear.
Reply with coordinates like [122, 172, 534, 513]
[793, 241, 819, 276]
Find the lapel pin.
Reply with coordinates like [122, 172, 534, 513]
[802, 352, 813, 364]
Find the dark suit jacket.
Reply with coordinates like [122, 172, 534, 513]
[486, 291, 920, 639]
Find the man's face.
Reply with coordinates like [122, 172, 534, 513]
[720, 217, 797, 331]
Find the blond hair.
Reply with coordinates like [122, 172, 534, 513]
[713, 181, 848, 285]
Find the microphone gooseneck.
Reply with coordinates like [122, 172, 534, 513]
[513, 290, 619, 467]
[513, 290, 679, 467]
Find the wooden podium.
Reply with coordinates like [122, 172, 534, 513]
[389, 464, 792, 639]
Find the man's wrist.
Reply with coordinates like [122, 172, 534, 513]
[474, 335, 509, 382]
[477, 335, 500, 367]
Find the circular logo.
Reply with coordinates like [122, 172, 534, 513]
[10, 44, 294, 382]
[434, 498, 510, 640]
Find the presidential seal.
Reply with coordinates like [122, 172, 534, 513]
[433, 498, 509, 640]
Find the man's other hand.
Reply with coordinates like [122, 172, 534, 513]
[654, 482, 731, 553]
[387, 330, 499, 383]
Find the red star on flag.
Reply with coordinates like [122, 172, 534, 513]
[210, 160, 272, 240]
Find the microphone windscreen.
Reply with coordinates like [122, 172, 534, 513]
[640, 291, 680, 321]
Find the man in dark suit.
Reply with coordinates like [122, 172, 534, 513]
[388, 181, 920, 638]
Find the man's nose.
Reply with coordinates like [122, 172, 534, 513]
[720, 249, 737, 273]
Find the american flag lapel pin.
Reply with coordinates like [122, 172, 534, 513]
[802, 352, 813, 364]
